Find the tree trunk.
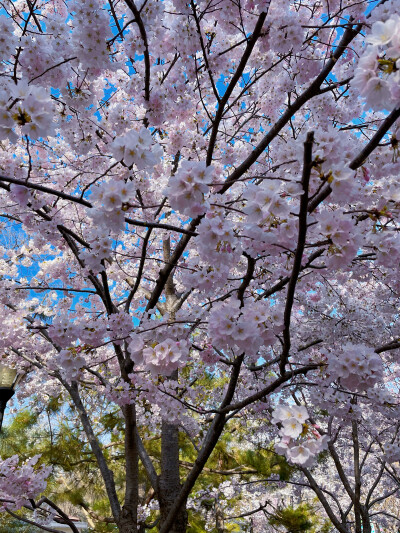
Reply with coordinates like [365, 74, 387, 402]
[215, 496, 225, 533]
[120, 403, 139, 532]
[118, 509, 139, 533]
[352, 416, 362, 533]
[158, 239, 188, 532]
[361, 512, 372, 533]
[159, 417, 188, 532]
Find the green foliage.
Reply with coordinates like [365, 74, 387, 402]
[268, 504, 315, 533]
[0, 516, 36, 533]
[237, 447, 294, 481]
[268, 502, 331, 533]
[319, 519, 333, 533]
[0, 400, 326, 533]
[0, 405, 121, 531]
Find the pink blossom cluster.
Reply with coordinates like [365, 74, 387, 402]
[243, 181, 294, 225]
[208, 300, 279, 356]
[111, 127, 162, 170]
[199, 344, 221, 365]
[108, 312, 133, 345]
[165, 161, 214, 216]
[69, 0, 112, 71]
[352, 15, 400, 110]
[9, 184, 32, 207]
[383, 442, 400, 463]
[368, 231, 400, 269]
[242, 180, 303, 257]
[180, 258, 230, 293]
[267, 8, 304, 55]
[0, 455, 51, 510]
[48, 316, 76, 348]
[128, 334, 189, 376]
[272, 404, 329, 466]
[48, 311, 133, 354]
[76, 321, 106, 348]
[317, 210, 362, 268]
[78, 229, 112, 274]
[104, 380, 135, 407]
[88, 180, 137, 234]
[326, 343, 383, 391]
[0, 82, 55, 142]
[0, 16, 18, 61]
[196, 208, 241, 265]
[50, 348, 86, 384]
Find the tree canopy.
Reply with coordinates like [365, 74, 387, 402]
[0, 0, 400, 532]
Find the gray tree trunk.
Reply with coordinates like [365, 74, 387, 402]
[158, 418, 188, 532]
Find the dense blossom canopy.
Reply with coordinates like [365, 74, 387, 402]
[0, 0, 399, 532]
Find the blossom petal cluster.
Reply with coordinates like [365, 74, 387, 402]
[326, 343, 383, 391]
[0, 82, 55, 142]
[111, 127, 162, 170]
[384, 442, 400, 463]
[180, 258, 230, 293]
[78, 229, 112, 274]
[88, 180, 137, 235]
[195, 208, 241, 265]
[352, 15, 400, 110]
[108, 312, 133, 345]
[128, 335, 189, 376]
[0, 455, 51, 510]
[70, 0, 113, 70]
[165, 160, 214, 216]
[51, 348, 87, 384]
[208, 300, 278, 357]
[272, 404, 329, 467]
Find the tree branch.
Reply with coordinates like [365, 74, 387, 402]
[280, 132, 314, 374]
[219, 21, 361, 193]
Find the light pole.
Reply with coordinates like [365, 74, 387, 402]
[0, 364, 21, 432]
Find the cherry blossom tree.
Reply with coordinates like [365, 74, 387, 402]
[0, 0, 400, 531]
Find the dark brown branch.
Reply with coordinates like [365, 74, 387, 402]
[29, 57, 77, 84]
[4, 508, 61, 533]
[124, 0, 151, 102]
[108, 0, 123, 37]
[309, 106, 400, 212]
[298, 338, 324, 351]
[217, 363, 321, 415]
[257, 248, 325, 300]
[101, 270, 117, 314]
[206, 12, 267, 166]
[66, 382, 121, 523]
[145, 217, 199, 311]
[349, 106, 400, 170]
[0, 175, 92, 207]
[219, 21, 361, 193]
[375, 341, 400, 354]
[134, 427, 159, 493]
[316, 76, 353, 95]
[36, 498, 80, 533]
[300, 468, 349, 533]
[26, 0, 43, 33]
[125, 217, 197, 236]
[228, 501, 268, 519]
[125, 227, 152, 313]
[190, 0, 220, 103]
[280, 132, 314, 374]
[159, 360, 321, 533]
[121, 403, 139, 528]
[237, 252, 255, 306]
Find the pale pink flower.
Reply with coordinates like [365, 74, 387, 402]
[367, 19, 397, 46]
[281, 417, 303, 438]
